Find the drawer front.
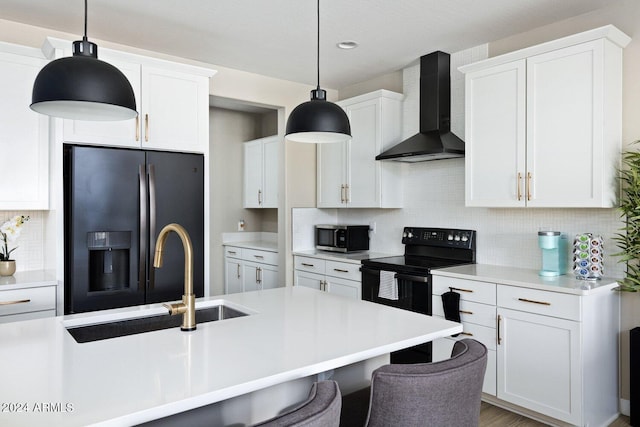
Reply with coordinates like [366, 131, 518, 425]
[0, 309, 55, 324]
[325, 260, 361, 282]
[432, 315, 496, 350]
[0, 286, 56, 317]
[243, 248, 278, 266]
[432, 298, 496, 328]
[224, 246, 243, 259]
[432, 276, 496, 305]
[497, 285, 581, 321]
[294, 256, 326, 275]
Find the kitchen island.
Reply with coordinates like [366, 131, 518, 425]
[0, 286, 461, 426]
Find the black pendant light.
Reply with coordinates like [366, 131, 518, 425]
[285, 0, 351, 143]
[30, 0, 137, 121]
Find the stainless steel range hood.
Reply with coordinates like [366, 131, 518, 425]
[376, 51, 464, 162]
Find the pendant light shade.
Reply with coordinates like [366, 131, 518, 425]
[285, 0, 351, 143]
[30, 1, 137, 121]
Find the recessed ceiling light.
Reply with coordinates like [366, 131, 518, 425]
[337, 40, 358, 50]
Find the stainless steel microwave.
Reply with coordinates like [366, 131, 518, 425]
[315, 225, 370, 253]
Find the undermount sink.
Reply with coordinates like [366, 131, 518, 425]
[65, 302, 249, 343]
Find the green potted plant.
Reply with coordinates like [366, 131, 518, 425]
[0, 215, 29, 277]
[613, 143, 640, 424]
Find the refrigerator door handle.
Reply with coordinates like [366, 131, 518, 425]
[148, 163, 157, 290]
[138, 164, 148, 292]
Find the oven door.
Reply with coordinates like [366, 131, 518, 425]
[361, 266, 433, 364]
[361, 267, 431, 314]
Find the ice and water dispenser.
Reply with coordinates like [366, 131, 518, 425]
[87, 231, 131, 292]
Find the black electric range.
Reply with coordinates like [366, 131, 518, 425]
[361, 227, 476, 363]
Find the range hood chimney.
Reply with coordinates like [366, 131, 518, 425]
[376, 51, 464, 162]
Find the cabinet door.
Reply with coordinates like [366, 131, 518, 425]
[224, 258, 243, 294]
[242, 263, 261, 291]
[259, 264, 279, 290]
[344, 99, 381, 207]
[326, 276, 361, 299]
[497, 307, 581, 425]
[465, 60, 526, 207]
[262, 137, 279, 208]
[317, 141, 346, 207]
[243, 140, 263, 208]
[63, 56, 141, 148]
[294, 270, 324, 291]
[0, 50, 49, 209]
[141, 65, 208, 153]
[526, 41, 605, 207]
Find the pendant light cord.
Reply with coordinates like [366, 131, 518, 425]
[83, 0, 88, 41]
[316, 0, 320, 91]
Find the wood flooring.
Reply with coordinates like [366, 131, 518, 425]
[479, 402, 631, 426]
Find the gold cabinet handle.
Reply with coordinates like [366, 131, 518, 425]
[0, 299, 30, 306]
[517, 172, 522, 201]
[518, 297, 551, 306]
[341, 184, 345, 203]
[345, 184, 350, 203]
[450, 287, 473, 293]
[144, 113, 149, 142]
[459, 331, 474, 337]
[333, 268, 349, 273]
[459, 310, 473, 315]
[497, 314, 502, 345]
[258, 189, 262, 205]
[135, 115, 140, 141]
[527, 172, 532, 201]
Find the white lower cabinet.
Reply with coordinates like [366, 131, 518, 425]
[223, 245, 279, 293]
[294, 255, 361, 300]
[0, 285, 56, 324]
[432, 273, 619, 426]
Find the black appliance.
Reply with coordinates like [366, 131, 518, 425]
[63, 145, 205, 314]
[376, 51, 465, 162]
[315, 224, 369, 253]
[361, 227, 476, 363]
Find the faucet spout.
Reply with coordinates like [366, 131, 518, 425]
[154, 223, 196, 331]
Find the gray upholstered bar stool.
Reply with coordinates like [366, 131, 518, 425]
[341, 339, 487, 427]
[253, 380, 341, 427]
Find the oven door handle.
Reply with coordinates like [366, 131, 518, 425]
[394, 273, 429, 283]
[361, 267, 429, 283]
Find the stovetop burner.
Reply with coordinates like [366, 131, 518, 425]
[362, 227, 476, 274]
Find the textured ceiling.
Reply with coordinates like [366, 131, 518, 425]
[0, 0, 615, 89]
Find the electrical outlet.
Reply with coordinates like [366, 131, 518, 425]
[238, 220, 245, 231]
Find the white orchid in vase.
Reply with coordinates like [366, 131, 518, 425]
[0, 215, 30, 261]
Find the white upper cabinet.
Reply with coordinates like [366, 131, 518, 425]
[243, 136, 278, 208]
[461, 25, 630, 208]
[44, 38, 214, 153]
[0, 43, 49, 209]
[317, 90, 403, 208]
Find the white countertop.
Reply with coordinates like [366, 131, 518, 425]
[293, 249, 398, 265]
[432, 264, 620, 295]
[0, 269, 57, 291]
[0, 286, 461, 426]
[223, 240, 278, 252]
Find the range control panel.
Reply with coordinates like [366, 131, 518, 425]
[401, 227, 476, 250]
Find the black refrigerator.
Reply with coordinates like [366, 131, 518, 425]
[64, 144, 204, 314]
